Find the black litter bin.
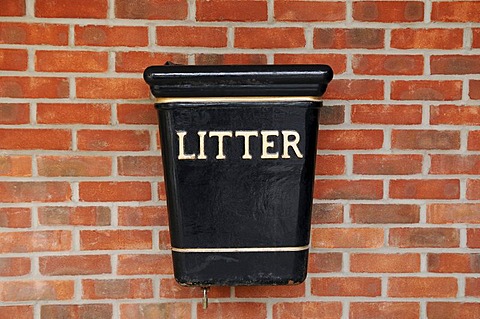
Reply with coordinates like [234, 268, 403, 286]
[144, 64, 333, 287]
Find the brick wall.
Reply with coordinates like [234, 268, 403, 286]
[0, 0, 479, 318]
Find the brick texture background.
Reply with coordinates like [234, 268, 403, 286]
[0, 0, 479, 318]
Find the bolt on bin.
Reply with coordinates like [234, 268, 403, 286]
[143, 63, 333, 305]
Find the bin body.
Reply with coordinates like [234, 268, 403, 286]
[144, 64, 333, 286]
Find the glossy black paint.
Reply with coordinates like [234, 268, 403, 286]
[172, 251, 309, 286]
[144, 64, 333, 287]
[144, 64, 333, 97]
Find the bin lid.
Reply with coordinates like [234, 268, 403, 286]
[144, 64, 333, 98]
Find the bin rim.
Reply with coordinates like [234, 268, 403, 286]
[144, 64, 333, 98]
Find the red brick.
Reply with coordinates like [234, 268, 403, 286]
[41, 304, 112, 319]
[431, 105, 480, 125]
[79, 181, 151, 202]
[118, 206, 168, 226]
[0, 129, 71, 150]
[351, 204, 420, 224]
[312, 228, 384, 248]
[0, 306, 32, 319]
[77, 130, 149, 151]
[38, 156, 112, 177]
[392, 28, 463, 49]
[80, 230, 152, 250]
[432, 1, 480, 22]
[314, 28, 384, 49]
[35, 0, 107, 18]
[158, 182, 167, 201]
[160, 278, 230, 299]
[117, 103, 157, 124]
[350, 302, 420, 319]
[318, 105, 345, 124]
[118, 156, 162, 176]
[115, 0, 187, 19]
[430, 155, 480, 175]
[156, 131, 161, 150]
[35, 51, 108, 73]
[0, 22, 68, 45]
[311, 203, 343, 224]
[0, 207, 30, 228]
[0, 182, 71, 203]
[391, 80, 462, 101]
[0, 257, 30, 276]
[352, 104, 422, 125]
[275, 1, 345, 22]
[0, 77, 69, 98]
[75, 25, 148, 47]
[389, 227, 460, 248]
[353, 154, 423, 175]
[474, 29, 480, 48]
[0, 103, 29, 124]
[312, 277, 381, 297]
[39, 255, 111, 275]
[197, 303, 266, 319]
[323, 79, 384, 100]
[427, 203, 480, 224]
[315, 179, 383, 200]
[159, 229, 171, 250]
[38, 206, 110, 226]
[274, 54, 346, 74]
[273, 302, 342, 319]
[353, 54, 423, 75]
[118, 254, 173, 275]
[76, 78, 149, 99]
[428, 253, 480, 273]
[388, 277, 457, 298]
[157, 26, 227, 47]
[120, 303, 190, 319]
[390, 179, 460, 199]
[0, 48, 27, 70]
[0, 155, 31, 177]
[0, 230, 71, 253]
[392, 130, 460, 150]
[431, 55, 480, 74]
[468, 131, 480, 150]
[315, 155, 345, 175]
[470, 80, 480, 99]
[467, 179, 480, 200]
[116, 52, 187, 73]
[351, 253, 420, 273]
[37, 103, 110, 124]
[353, 1, 423, 22]
[466, 278, 480, 297]
[468, 228, 480, 248]
[308, 253, 343, 273]
[0, 0, 25, 16]
[197, 0, 267, 21]
[83, 279, 153, 299]
[195, 53, 267, 65]
[427, 302, 480, 319]
[235, 27, 305, 49]
[235, 283, 305, 298]
[0, 280, 74, 301]
[318, 129, 383, 150]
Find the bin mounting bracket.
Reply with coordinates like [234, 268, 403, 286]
[202, 287, 209, 309]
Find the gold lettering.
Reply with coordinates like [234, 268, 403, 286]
[177, 131, 196, 160]
[282, 130, 303, 159]
[209, 131, 233, 160]
[235, 131, 259, 160]
[197, 131, 207, 160]
[261, 130, 279, 159]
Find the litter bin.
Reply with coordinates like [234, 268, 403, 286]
[144, 64, 333, 288]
